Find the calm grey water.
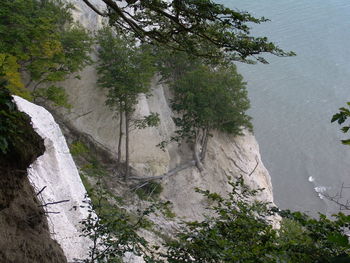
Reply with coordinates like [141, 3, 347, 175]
[218, 0, 350, 215]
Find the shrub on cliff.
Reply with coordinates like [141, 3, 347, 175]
[156, 50, 252, 170]
[0, 81, 44, 165]
[157, 178, 350, 263]
[80, 176, 350, 262]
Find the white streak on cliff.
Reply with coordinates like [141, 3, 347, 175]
[13, 96, 90, 262]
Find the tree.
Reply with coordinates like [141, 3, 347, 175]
[96, 27, 159, 179]
[0, 0, 93, 106]
[164, 63, 252, 171]
[82, 0, 295, 64]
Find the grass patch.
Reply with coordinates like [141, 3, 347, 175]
[69, 140, 89, 156]
[161, 203, 176, 219]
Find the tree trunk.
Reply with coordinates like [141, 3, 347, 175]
[117, 109, 123, 164]
[201, 128, 209, 163]
[124, 111, 130, 180]
[194, 132, 204, 172]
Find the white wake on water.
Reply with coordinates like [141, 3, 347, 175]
[308, 176, 328, 200]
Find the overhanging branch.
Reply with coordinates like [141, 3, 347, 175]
[82, 0, 106, 16]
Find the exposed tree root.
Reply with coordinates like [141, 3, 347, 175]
[129, 160, 196, 182]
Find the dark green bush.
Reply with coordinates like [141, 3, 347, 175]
[0, 83, 44, 168]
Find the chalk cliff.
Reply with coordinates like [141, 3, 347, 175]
[6, 1, 276, 261]
[54, 0, 275, 223]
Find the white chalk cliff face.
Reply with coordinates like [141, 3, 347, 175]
[54, 0, 275, 221]
[14, 96, 91, 262]
[11, 2, 275, 262]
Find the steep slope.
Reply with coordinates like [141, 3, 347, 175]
[0, 91, 67, 263]
[49, 0, 275, 222]
[14, 96, 92, 262]
[53, 78, 274, 221]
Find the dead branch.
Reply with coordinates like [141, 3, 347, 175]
[248, 157, 259, 177]
[323, 183, 350, 211]
[45, 211, 61, 214]
[71, 110, 93, 120]
[131, 181, 149, 191]
[82, 0, 106, 16]
[231, 156, 259, 177]
[39, 199, 70, 207]
[231, 158, 248, 174]
[129, 160, 196, 182]
[36, 186, 47, 196]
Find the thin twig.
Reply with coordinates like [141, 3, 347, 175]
[231, 158, 248, 174]
[36, 186, 47, 196]
[248, 157, 259, 177]
[39, 199, 70, 207]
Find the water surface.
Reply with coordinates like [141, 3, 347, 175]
[218, 0, 350, 215]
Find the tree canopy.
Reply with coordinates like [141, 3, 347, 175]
[154, 49, 252, 170]
[0, 0, 93, 106]
[171, 64, 252, 139]
[83, 0, 295, 64]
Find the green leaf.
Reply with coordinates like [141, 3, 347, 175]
[331, 113, 341, 123]
[341, 139, 350, 145]
[341, 126, 350, 133]
[327, 233, 349, 247]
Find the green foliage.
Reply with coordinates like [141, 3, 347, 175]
[96, 26, 159, 178]
[85, 0, 294, 64]
[34, 86, 71, 108]
[133, 113, 161, 130]
[0, 54, 31, 100]
[70, 141, 90, 157]
[96, 27, 155, 114]
[78, 164, 350, 263]
[171, 64, 252, 142]
[0, 83, 20, 154]
[135, 181, 163, 201]
[79, 176, 170, 263]
[81, 160, 108, 179]
[155, 177, 350, 263]
[161, 202, 176, 219]
[0, 83, 44, 165]
[331, 102, 350, 145]
[80, 188, 151, 263]
[0, 0, 92, 104]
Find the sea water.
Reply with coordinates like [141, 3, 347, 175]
[218, 0, 350, 216]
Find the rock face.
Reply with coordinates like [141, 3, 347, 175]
[14, 96, 92, 262]
[53, 0, 275, 222]
[56, 76, 274, 220]
[0, 92, 67, 263]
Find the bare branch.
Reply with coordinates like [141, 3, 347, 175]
[323, 183, 350, 211]
[36, 186, 47, 196]
[248, 157, 259, 177]
[82, 0, 106, 16]
[129, 160, 196, 182]
[39, 199, 70, 207]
